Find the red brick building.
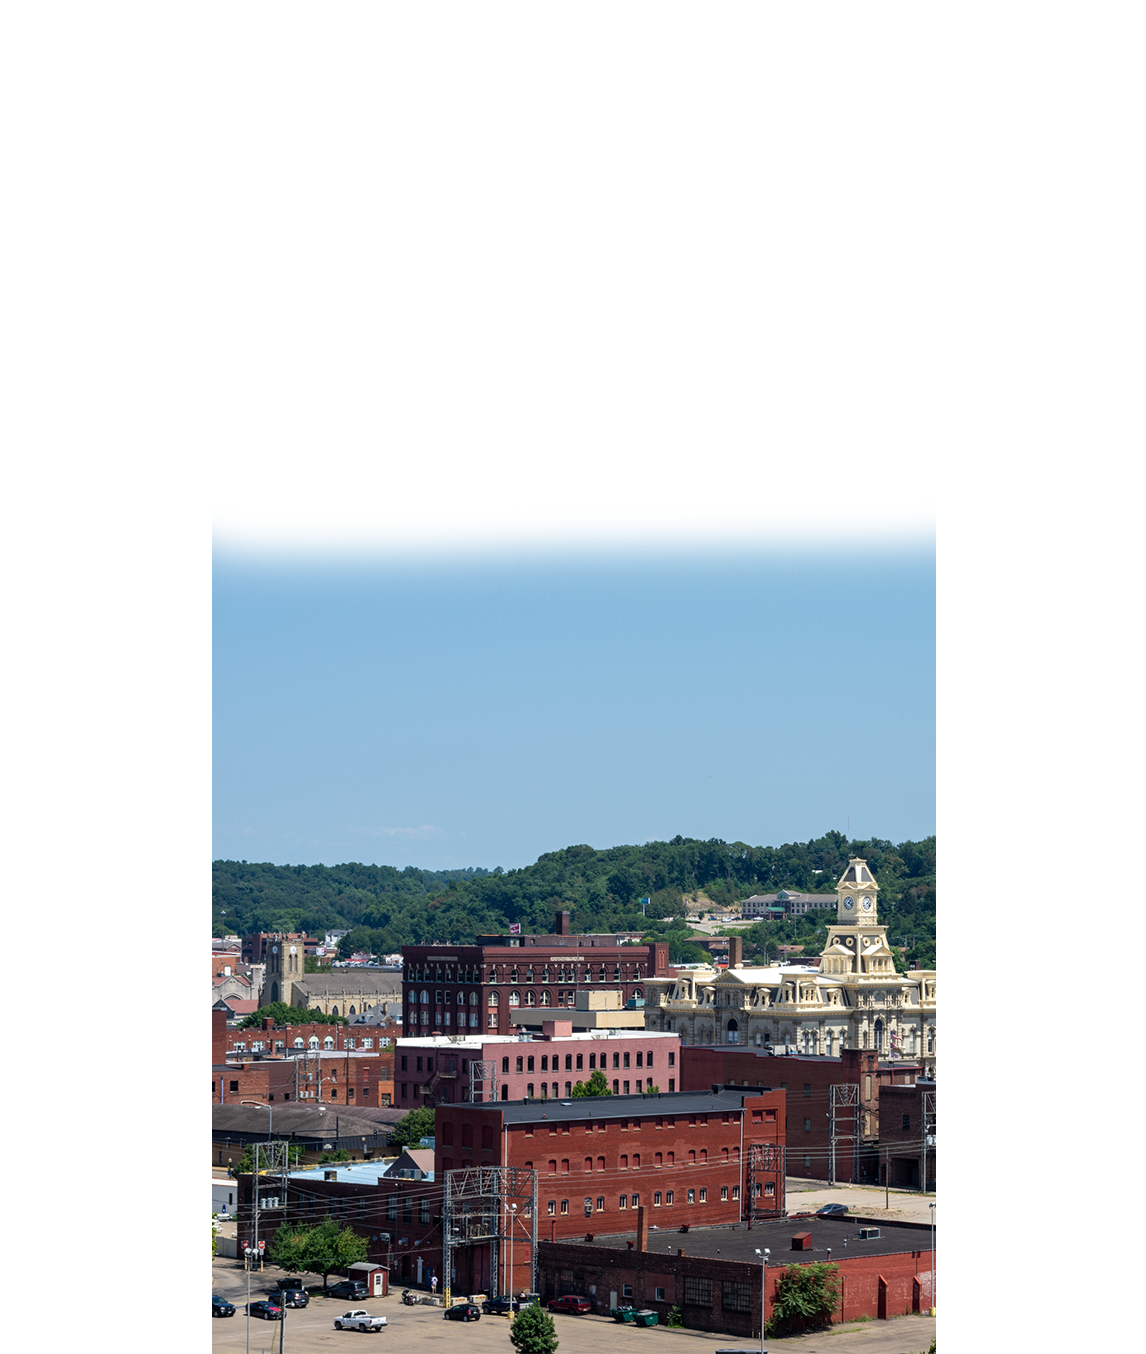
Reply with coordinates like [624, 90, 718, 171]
[679, 1046, 927, 1184]
[876, 1080, 936, 1190]
[238, 1087, 784, 1297]
[401, 913, 671, 1037]
[213, 1011, 395, 1107]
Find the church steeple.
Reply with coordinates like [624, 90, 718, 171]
[836, 857, 879, 926]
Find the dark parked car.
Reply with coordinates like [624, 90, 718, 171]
[327, 1281, 369, 1301]
[444, 1302, 482, 1322]
[247, 1301, 283, 1320]
[481, 1297, 515, 1316]
[815, 1203, 849, 1216]
[212, 1295, 236, 1318]
[275, 1286, 309, 1307]
[548, 1295, 591, 1315]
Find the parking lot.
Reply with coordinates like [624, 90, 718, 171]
[211, 1260, 935, 1354]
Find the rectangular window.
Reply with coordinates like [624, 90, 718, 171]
[636, 1052, 642, 1068]
[654, 1191, 662, 1206]
[804, 1083, 812, 1097]
[388, 1196, 398, 1219]
[420, 1200, 430, 1223]
[720, 1186, 728, 1200]
[619, 1195, 627, 1209]
[666, 1190, 674, 1204]
[416, 1057, 423, 1072]
[517, 1057, 523, 1073]
[528, 1056, 535, 1073]
[401, 1055, 407, 1070]
[623, 1081, 630, 1094]
[622, 1284, 633, 1299]
[229, 1081, 238, 1092]
[596, 1196, 604, 1211]
[687, 1188, 695, 1203]
[613, 1052, 620, 1069]
[764, 1182, 774, 1196]
[502, 1057, 510, 1074]
[683, 1276, 711, 1308]
[732, 1186, 740, 1200]
[402, 1083, 408, 1099]
[668, 1051, 675, 1066]
[698, 1188, 707, 1202]
[902, 1114, 911, 1130]
[560, 1199, 568, 1214]
[803, 1155, 812, 1169]
[548, 1200, 556, 1215]
[576, 1054, 583, 1070]
[655, 1288, 666, 1302]
[804, 1118, 811, 1131]
[565, 1054, 573, 1071]
[623, 1052, 630, 1068]
[669, 1079, 675, 1091]
[722, 1282, 753, 1313]
[541, 1055, 549, 1072]
[527, 1084, 534, 1098]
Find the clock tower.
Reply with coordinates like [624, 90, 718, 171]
[836, 856, 879, 925]
[820, 857, 895, 977]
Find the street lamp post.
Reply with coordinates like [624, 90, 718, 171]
[754, 1247, 770, 1353]
[242, 1100, 273, 1270]
[929, 1202, 936, 1316]
[508, 1203, 517, 1302]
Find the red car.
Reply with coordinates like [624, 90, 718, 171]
[548, 1295, 591, 1315]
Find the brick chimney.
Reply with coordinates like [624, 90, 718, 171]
[555, 911, 572, 936]
[728, 936, 743, 967]
[636, 1205, 649, 1253]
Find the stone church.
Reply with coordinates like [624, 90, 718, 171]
[260, 937, 401, 1016]
[644, 858, 937, 1077]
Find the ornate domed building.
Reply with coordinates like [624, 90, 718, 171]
[644, 858, 936, 1077]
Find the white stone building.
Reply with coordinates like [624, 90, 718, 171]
[644, 858, 937, 1077]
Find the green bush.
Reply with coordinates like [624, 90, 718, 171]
[766, 1263, 842, 1335]
[666, 1306, 683, 1328]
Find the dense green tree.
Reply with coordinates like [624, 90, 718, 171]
[509, 1303, 559, 1354]
[239, 1002, 347, 1029]
[570, 1069, 612, 1097]
[268, 1216, 368, 1286]
[213, 831, 935, 964]
[767, 1263, 843, 1335]
[389, 1105, 435, 1148]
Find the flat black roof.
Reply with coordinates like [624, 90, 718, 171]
[562, 1217, 932, 1265]
[450, 1089, 770, 1123]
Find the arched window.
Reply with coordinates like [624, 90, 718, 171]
[420, 990, 429, 1004]
[294, 1038, 304, 1048]
[726, 1018, 739, 1045]
[526, 991, 536, 1007]
[469, 991, 478, 1005]
[509, 991, 520, 1007]
[488, 991, 499, 1007]
[308, 1037, 319, 1049]
[324, 1036, 334, 1049]
[349, 1006, 356, 1016]
[330, 1007, 339, 1018]
[633, 988, 642, 1000]
[540, 991, 550, 1006]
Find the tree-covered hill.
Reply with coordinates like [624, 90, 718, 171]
[213, 830, 935, 967]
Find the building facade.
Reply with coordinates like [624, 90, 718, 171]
[395, 1022, 681, 1107]
[400, 915, 671, 1038]
[646, 860, 937, 1077]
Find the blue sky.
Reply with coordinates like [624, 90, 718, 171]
[213, 546, 934, 869]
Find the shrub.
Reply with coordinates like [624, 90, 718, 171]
[509, 1303, 559, 1354]
[766, 1263, 842, 1335]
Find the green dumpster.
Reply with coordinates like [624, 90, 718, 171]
[610, 1305, 637, 1322]
[633, 1310, 658, 1328]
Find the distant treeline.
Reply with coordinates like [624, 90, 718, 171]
[213, 830, 936, 968]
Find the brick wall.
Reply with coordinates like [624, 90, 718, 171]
[536, 1240, 935, 1332]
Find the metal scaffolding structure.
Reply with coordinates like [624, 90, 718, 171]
[921, 1089, 936, 1195]
[746, 1142, 786, 1221]
[468, 1059, 499, 1104]
[441, 1166, 537, 1308]
[250, 1139, 293, 1263]
[828, 1083, 861, 1186]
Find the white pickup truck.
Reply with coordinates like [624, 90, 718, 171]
[333, 1310, 387, 1332]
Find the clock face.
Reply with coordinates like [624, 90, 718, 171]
[272, 945, 279, 954]
[862, 898, 872, 910]
[843, 898, 854, 909]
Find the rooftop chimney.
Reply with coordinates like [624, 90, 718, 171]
[636, 1205, 649, 1253]
[556, 911, 572, 935]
